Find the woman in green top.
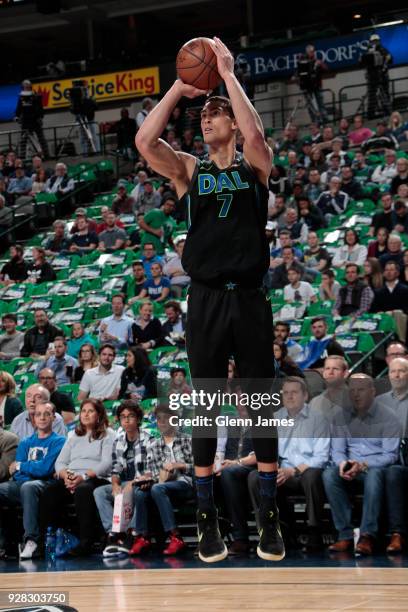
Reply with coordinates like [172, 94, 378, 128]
[67, 323, 97, 359]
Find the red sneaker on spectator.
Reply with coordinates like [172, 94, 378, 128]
[129, 535, 151, 555]
[163, 534, 186, 555]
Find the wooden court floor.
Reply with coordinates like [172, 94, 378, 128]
[1, 567, 408, 611]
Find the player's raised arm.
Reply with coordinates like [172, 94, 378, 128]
[135, 81, 206, 193]
[212, 37, 272, 185]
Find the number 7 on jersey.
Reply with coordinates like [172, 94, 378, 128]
[217, 194, 233, 218]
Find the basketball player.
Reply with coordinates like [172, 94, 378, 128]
[136, 37, 284, 563]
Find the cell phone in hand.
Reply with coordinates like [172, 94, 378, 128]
[133, 478, 154, 487]
[343, 461, 353, 472]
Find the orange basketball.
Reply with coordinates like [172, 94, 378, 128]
[176, 37, 222, 91]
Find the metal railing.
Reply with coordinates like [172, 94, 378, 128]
[348, 330, 394, 375]
[338, 75, 408, 119]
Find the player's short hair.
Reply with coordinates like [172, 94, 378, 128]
[203, 96, 235, 119]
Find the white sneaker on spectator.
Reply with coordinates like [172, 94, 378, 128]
[19, 540, 39, 560]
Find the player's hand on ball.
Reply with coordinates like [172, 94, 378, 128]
[176, 80, 209, 98]
[212, 37, 235, 79]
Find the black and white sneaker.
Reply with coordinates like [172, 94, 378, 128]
[257, 504, 285, 561]
[103, 531, 135, 557]
[197, 510, 228, 563]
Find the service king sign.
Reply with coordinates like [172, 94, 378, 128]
[32, 66, 160, 110]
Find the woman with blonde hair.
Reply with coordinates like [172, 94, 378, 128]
[74, 343, 99, 383]
[389, 111, 408, 142]
[0, 370, 23, 426]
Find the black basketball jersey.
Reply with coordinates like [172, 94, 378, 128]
[180, 155, 269, 285]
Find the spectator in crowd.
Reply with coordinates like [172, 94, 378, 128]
[268, 193, 287, 227]
[391, 157, 408, 195]
[323, 374, 400, 555]
[296, 197, 325, 231]
[309, 149, 327, 174]
[30, 169, 48, 195]
[0, 371, 23, 427]
[148, 406, 194, 555]
[273, 321, 302, 361]
[29, 155, 49, 180]
[367, 227, 389, 258]
[397, 183, 408, 204]
[99, 294, 134, 349]
[316, 177, 349, 223]
[284, 265, 317, 310]
[304, 169, 323, 204]
[45, 163, 74, 196]
[69, 215, 99, 255]
[10, 383, 66, 439]
[332, 229, 368, 268]
[37, 368, 76, 424]
[131, 302, 163, 350]
[94, 401, 153, 558]
[389, 111, 408, 142]
[269, 165, 290, 197]
[320, 155, 342, 187]
[277, 123, 300, 153]
[0, 313, 24, 361]
[191, 135, 207, 159]
[280, 207, 308, 244]
[78, 344, 124, 402]
[376, 358, 408, 553]
[319, 269, 341, 301]
[119, 347, 157, 401]
[136, 98, 154, 128]
[161, 301, 186, 347]
[41, 398, 115, 557]
[21, 309, 62, 359]
[303, 232, 331, 272]
[370, 193, 393, 236]
[391, 200, 408, 233]
[35, 336, 78, 385]
[249, 377, 330, 552]
[270, 230, 303, 266]
[371, 261, 408, 315]
[139, 262, 171, 303]
[363, 258, 384, 291]
[0, 195, 12, 234]
[70, 208, 99, 235]
[270, 246, 305, 289]
[351, 150, 373, 184]
[402, 249, 408, 285]
[168, 367, 192, 395]
[135, 180, 162, 214]
[371, 150, 397, 185]
[43, 220, 70, 256]
[162, 236, 190, 298]
[25, 247, 56, 284]
[363, 120, 398, 154]
[385, 341, 408, 368]
[340, 165, 362, 200]
[0, 427, 18, 484]
[139, 197, 176, 256]
[348, 114, 374, 147]
[112, 185, 135, 215]
[114, 108, 137, 158]
[326, 137, 349, 166]
[296, 316, 345, 371]
[141, 243, 163, 279]
[379, 233, 404, 269]
[67, 322, 96, 360]
[122, 261, 148, 304]
[273, 342, 304, 378]
[74, 344, 99, 383]
[130, 170, 149, 201]
[7, 166, 32, 201]
[98, 212, 128, 252]
[0, 401, 65, 560]
[333, 263, 374, 319]
[94, 206, 124, 235]
[309, 355, 350, 417]
[0, 244, 29, 285]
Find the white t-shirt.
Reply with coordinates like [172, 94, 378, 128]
[284, 281, 315, 306]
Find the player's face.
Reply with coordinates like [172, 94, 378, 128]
[200, 105, 236, 145]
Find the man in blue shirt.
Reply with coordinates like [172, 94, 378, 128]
[139, 262, 171, 303]
[35, 336, 78, 385]
[323, 374, 400, 555]
[99, 294, 133, 349]
[0, 401, 65, 560]
[249, 377, 330, 552]
[7, 167, 32, 197]
[141, 242, 163, 279]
